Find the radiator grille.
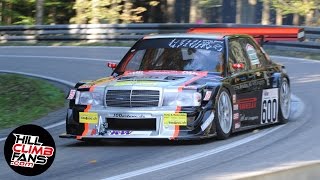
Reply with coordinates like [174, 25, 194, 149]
[106, 90, 160, 107]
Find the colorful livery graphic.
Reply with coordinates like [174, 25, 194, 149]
[60, 27, 303, 140]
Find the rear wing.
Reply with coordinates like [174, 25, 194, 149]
[188, 27, 305, 45]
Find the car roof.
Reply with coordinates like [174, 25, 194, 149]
[143, 33, 226, 40]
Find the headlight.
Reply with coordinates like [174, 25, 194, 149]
[75, 91, 103, 106]
[163, 91, 202, 106]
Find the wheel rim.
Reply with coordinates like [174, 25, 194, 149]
[280, 80, 291, 119]
[218, 91, 232, 134]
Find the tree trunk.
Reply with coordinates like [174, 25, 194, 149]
[293, 13, 299, 25]
[276, 9, 282, 25]
[167, 0, 175, 23]
[247, 0, 257, 23]
[74, 0, 87, 24]
[305, 11, 314, 26]
[261, 0, 270, 25]
[236, 0, 241, 24]
[90, 0, 99, 24]
[0, 2, 2, 25]
[189, 0, 199, 23]
[36, 0, 45, 25]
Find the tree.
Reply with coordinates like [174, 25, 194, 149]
[166, 0, 175, 23]
[261, 0, 270, 25]
[35, 0, 44, 25]
[197, 0, 222, 23]
[71, 0, 158, 24]
[269, 0, 319, 26]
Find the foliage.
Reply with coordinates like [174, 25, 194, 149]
[268, 0, 319, 15]
[198, 0, 222, 8]
[70, 0, 159, 24]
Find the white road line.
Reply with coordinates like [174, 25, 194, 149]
[0, 70, 76, 87]
[0, 121, 66, 142]
[0, 54, 119, 62]
[102, 126, 284, 180]
[0, 46, 130, 49]
[102, 94, 305, 180]
[270, 55, 320, 63]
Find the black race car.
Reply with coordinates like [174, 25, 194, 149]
[60, 27, 304, 140]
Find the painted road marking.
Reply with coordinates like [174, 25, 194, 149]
[102, 126, 284, 180]
[0, 46, 130, 49]
[270, 55, 320, 64]
[0, 121, 65, 142]
[0, 70, 75, 87]
[0, 55, 119, 62]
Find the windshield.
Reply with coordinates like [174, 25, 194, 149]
[116, 38, 225, 74]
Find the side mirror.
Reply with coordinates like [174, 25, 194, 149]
[107, 62, 117, 70]
[232, 63, 245, 70]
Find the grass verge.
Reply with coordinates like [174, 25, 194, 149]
[0, 74, 65, 129]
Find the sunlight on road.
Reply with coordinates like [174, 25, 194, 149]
[291, 74, 320, 84]
[212, 160, 320, 180]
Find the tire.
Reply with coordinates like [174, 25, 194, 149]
[214, 88, 233, 140]
[278, 78, 291, 124]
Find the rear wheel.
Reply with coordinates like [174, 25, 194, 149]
[278, 78, 291, 124]
[215, 89, 233, 140]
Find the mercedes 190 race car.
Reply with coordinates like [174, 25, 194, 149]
[60, 27, 304, 141]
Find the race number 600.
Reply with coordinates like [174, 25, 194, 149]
[262, 99, 277, 124]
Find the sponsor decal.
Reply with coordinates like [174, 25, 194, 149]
[235, 122, 241, 129]
[201, 112, 214, 131]
[78, 84, 91, 89]
[78, 77, 114, 90]
[130, 131, 152, 135]
[4, 125, 56, 176]
[240, 114, 259, 121]
[79, 112, 99, 124]
[107, 130, 132, 135]
[261, 88, 278, 124]
[115, 80, 157, 86]
[163, 113, 187, 126]
[256, 72, 261, 77]
[66, 89, 76, 100]
[233, 104, 239, 111]
[237, 98, 257, 110]
[245, 44, 259, 65]
[91, 77, 114, 85]
[203, 91, 212, 101]
[233, 113, 239, 120]
[112, 114, 146, 118]
[124, 70, 207, 76]
[233, 79, 265, 91]
[168, 39, 224, 51]
[123, 71, 143, 76]
[232, 94, 237, 104]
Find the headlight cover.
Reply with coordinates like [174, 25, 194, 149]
[75, 91, 103, 106]
[163, 90, 202, 107]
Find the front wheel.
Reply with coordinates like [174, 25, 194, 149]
[215, 88, 233, 140]
[278, 78, 291, 124]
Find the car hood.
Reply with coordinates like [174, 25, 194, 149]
[78, 71, 222, 91]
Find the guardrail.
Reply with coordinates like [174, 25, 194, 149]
[0, 23, 319, 50]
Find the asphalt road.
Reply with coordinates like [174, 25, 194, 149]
[0, 47, 319, 180]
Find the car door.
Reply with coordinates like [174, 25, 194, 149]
[243, 37, 280, 125]
[227, 37, 261, 129]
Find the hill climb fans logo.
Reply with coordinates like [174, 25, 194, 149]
[4, 124, 56, 176]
